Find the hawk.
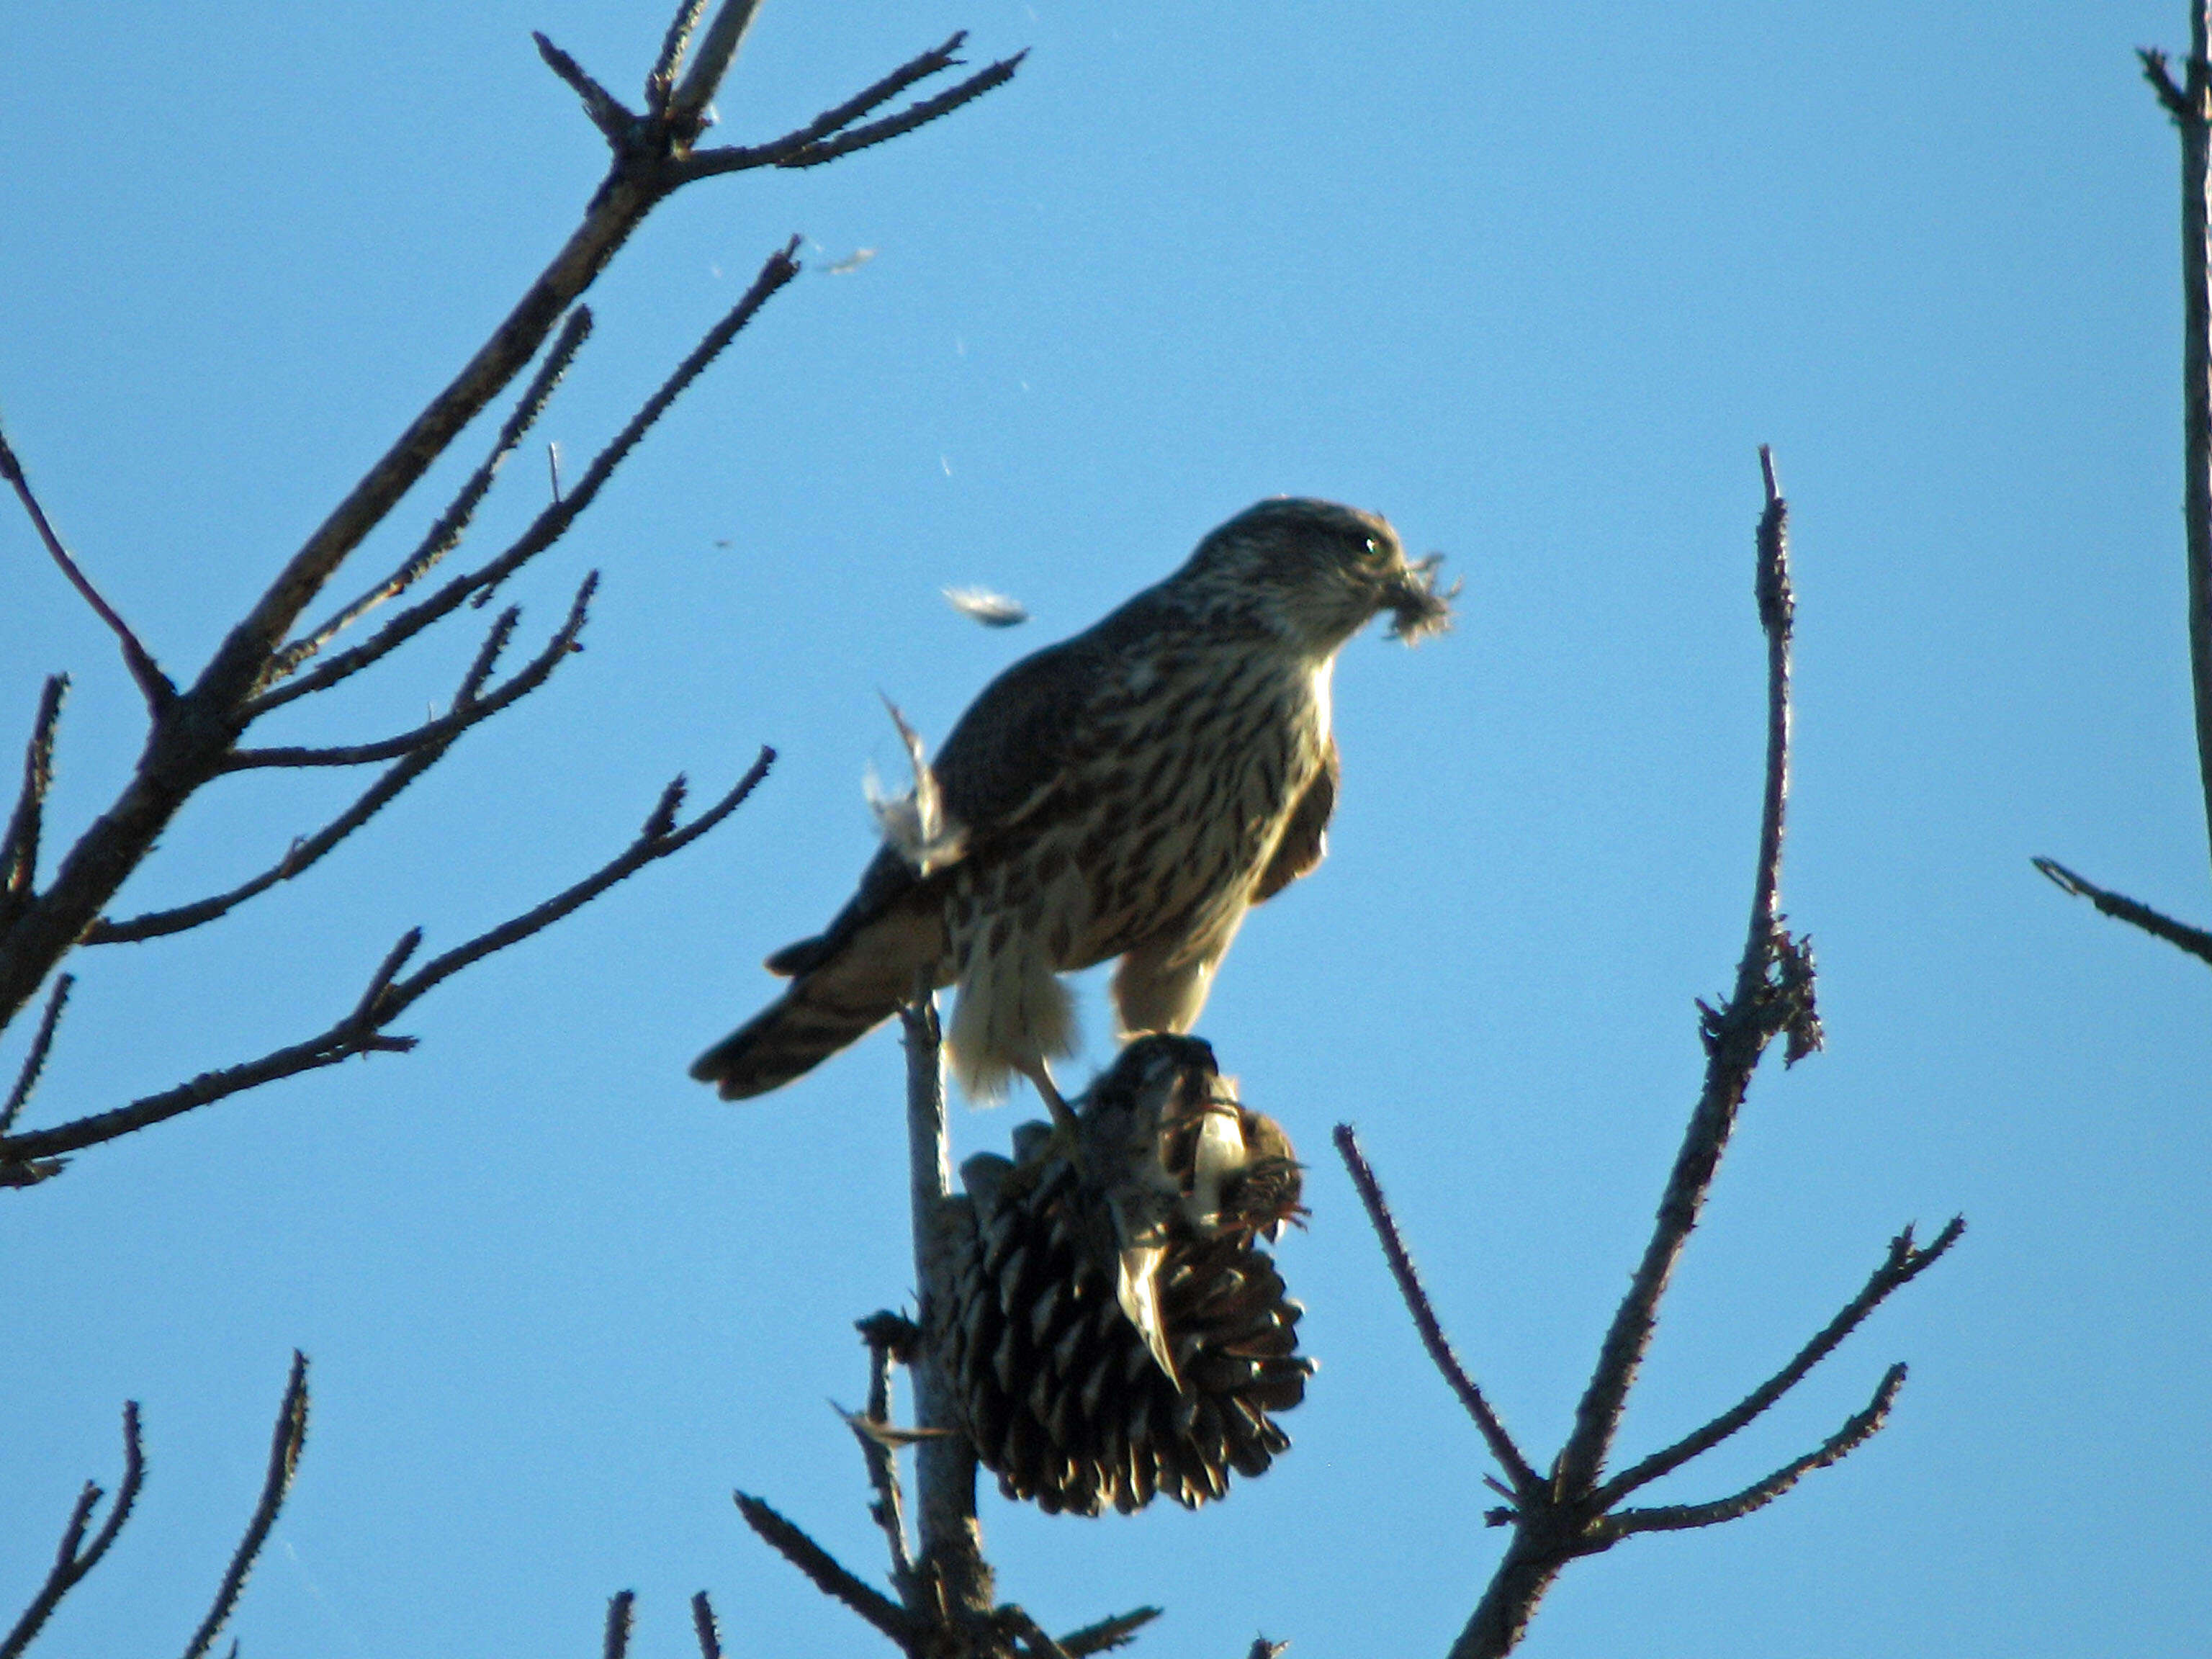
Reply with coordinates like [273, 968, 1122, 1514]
[691, 497, 1449, 1112]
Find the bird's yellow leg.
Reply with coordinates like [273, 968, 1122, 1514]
[1019, 1058, 1081, 1159]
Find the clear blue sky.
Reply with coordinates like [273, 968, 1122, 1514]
[4, 2, 2207, 1654]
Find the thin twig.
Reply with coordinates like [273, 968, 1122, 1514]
[1332, 1123, 1539, 1494]
[666, 0, 771, 134]
[1, 973, 72, 1133]
[0, 752, 769, 1169]
[602, 1590, 637, 1659]
[0, 1401, 145, 1659]
[180, 1351, 309, 1659]
[536, 33, 635, 143]
[1554, 446, 1804, 1496]
[1610, 1363, 1908, 1536]
[773, 55, 1028, 171]
[228, 577, 594, 769]
[685, 48, 1025, 179]
[1056, 1608, 1163, 1657]
[244, 242, 799, 721]
[1594, 1218, 1964, 1507]
[690, 1591, 723, 1659]
[2139, 10, 2212, 872]
[0, 426, 173, 710]
[855, 1316, 916, 1588]
[90, 610, 524, 944]
[649, 0, 716, 111]
[266, 310, 594, 693]
[732, 1492, 914, 1645]
[377, 747, 773, 1013]
[2032, 856, 2212, 964]
[1000, 1607, 1072, 1659]
[0, 675, 66, 928]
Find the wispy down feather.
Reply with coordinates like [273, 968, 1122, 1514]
[943, 585, 1030, 628]
[864, 696, 968, 875]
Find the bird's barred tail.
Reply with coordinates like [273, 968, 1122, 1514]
[689, 977, 902, 1100]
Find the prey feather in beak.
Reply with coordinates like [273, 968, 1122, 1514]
[1385, 552, 1457, 643]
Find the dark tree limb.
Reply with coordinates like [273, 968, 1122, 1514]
[179, 1351, 309, 1659]
[1324, 455, 1957, 1659]
[0, 751, 771, 1172]
[690, 1591, 723, 1659]
[267, 308, 595, 691]
[733, 1491, 916, 1646]
[1331, 1123, 1540, 1498]
[1594, 1216, 1964, 1509]
[685, 42, 1027, 179]
[648, 0, 716, 113]
[0, 676, 66, 934]
[227, 576, 594, 770]
[601, 1589, 637, 1659]
[1056, 1609, 1162, 1657]
[2031, 856, 2212, 964]
[89, 608, 527, 945]
[1, 972, 71, 1135]
[854, 1315, 917, 1593]
[1609, 1363, 1907, 1537]
[1554, 446, 1816, 1499]
[2141, 6, 2212, 872]
[244, 241, 798, 722]
[0, 1401, 143, 1659]
[537, 33, 635, 142]
[0, 427, 173, 711]
[0, 15, 1017, 1040]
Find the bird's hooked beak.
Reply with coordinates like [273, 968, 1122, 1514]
[1380, 552, 1456, 643]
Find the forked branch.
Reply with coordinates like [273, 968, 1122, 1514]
[1333, 454, 1956, 1659]
[0, 1401, 143, 1659]
[0, 751, 772, 1175]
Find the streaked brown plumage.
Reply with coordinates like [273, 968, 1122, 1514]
[691, 497, 1450, 1105]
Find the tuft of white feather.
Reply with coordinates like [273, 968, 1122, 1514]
[943, 585, 1030, 628]
[865, 696, 968, 875]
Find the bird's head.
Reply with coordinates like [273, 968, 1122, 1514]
[1182, 498, 1455, 655]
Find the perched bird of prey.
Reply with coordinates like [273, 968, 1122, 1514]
[691, 496, 1451, 1112]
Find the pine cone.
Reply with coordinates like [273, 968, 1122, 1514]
[935, 1035, 1314, 1516]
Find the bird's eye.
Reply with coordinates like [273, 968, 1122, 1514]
[1361, 536, 1388, 564]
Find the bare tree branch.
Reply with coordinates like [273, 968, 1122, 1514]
[0, 676, 66, 932]
[243, 241, 798, 723]
[602, 1589, 637, 1659]
[0, 750, 770, 1171]
[2031, 855, 2212, 964]
[1610, 1363, 1909, 1537]
[666, 0, 772, 135]
[228, 576, 595, 770]
[537, 33, 635, 143]
[855, 1315, 916, 1591]
[1054, 1609, 1161, 1657]
[733, 1491, 915, 1645]
[89, 609, 526, 945]
[375, 747, 773, 1013]
[1595, 1217, 1964, 1508]
[900, 996, 997, 1630]
[648, 0, 716, 112]
[690, 1591, 723, 1659]
[0, 1401, 144, 1659]
[0, 426, 173, 711]
[1331, 1123, 1541, 1496]
[2139, 9, 2212, 871]
[266, 309, 595, 693]
[1555, 445, 1812, 1497]
[685, 45, 1027, 180]
[180, 1351, 308, 1659]
[1, 972, 71, 1134]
